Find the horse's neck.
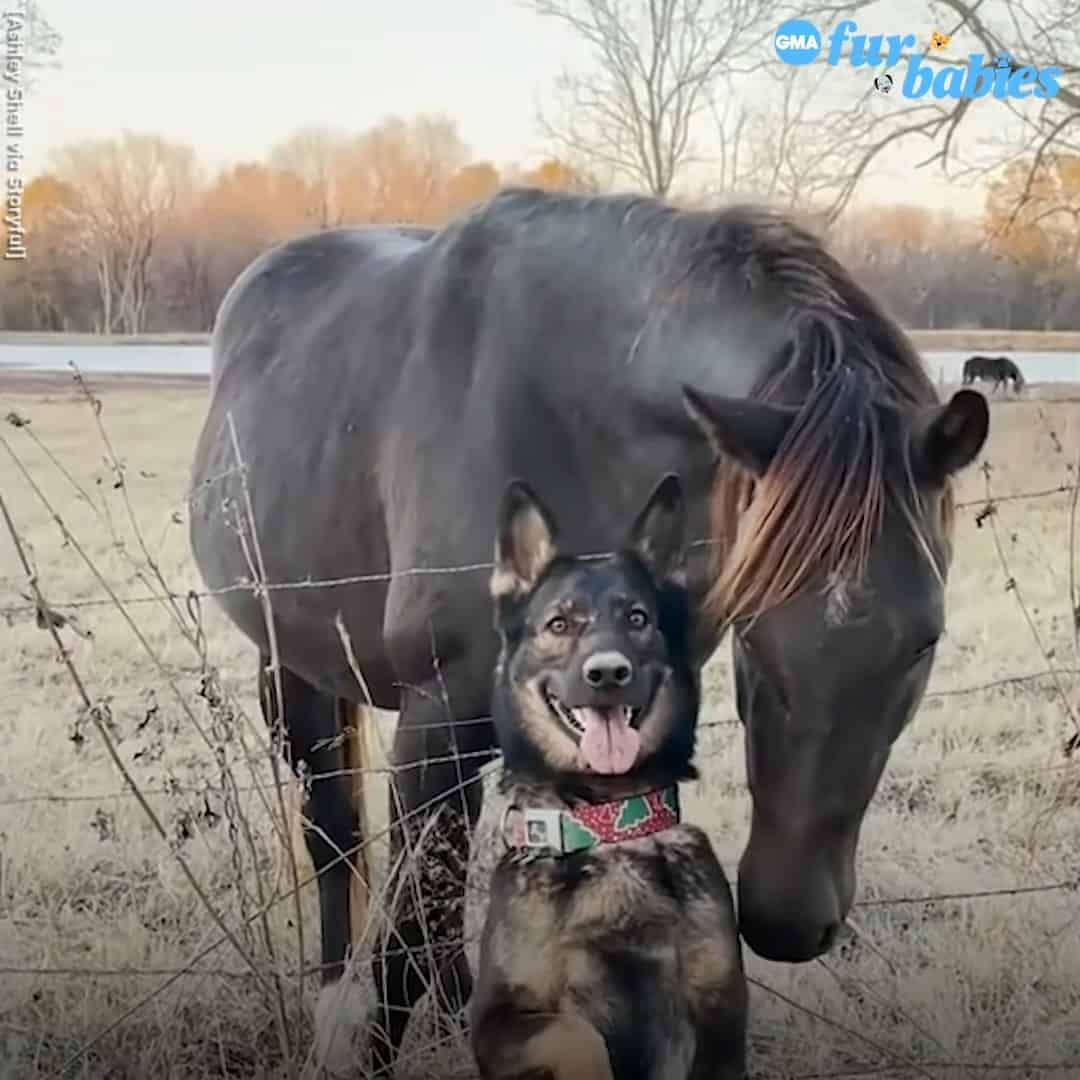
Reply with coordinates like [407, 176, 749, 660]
[628, 299, 788, 408]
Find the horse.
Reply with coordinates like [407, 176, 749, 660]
[188, 188, 989, 1076]
[961, 354, 1026, 394]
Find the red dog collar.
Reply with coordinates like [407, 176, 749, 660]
[501, 786, 681, 855]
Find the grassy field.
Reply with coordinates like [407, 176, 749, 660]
[3, 328, 1080, 351]
[2, 372, 1080, 1078]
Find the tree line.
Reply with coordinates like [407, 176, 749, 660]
[6, 0, 1079, 333]
[5, 116, 1079, 335]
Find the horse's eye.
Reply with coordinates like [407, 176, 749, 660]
[546, 616, 569, 635]
[628, 608, 648, 629]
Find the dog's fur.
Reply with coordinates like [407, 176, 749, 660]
[469, 474, 748, 1080]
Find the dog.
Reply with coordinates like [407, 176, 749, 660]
[469, 473, 748, 1080]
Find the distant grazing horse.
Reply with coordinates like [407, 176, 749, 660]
[962, 354, 1025, 394]
[189, 189, 989, 1075]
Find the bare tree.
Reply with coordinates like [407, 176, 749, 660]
[52, 133, 199, 334]
[525, 0, 899, 214]
[269, 127, 350, 228]
[703, 61, 895, 226]
[525, 0, 780, 196]
[336, 114, 470, 223]
[23, 1, 63, 91]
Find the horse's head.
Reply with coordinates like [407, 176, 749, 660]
[683, 377, 988, 962]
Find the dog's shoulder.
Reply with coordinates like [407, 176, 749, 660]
[653, 827, 745, 1006]
[655, 825, 738, 921]
[655, 822, 723, 867]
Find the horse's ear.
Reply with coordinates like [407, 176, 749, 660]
[681, 385, 797, 476]
[910, 389, 989, 485]
[626, 473, 686, 584]
[492, 480, 560, 599]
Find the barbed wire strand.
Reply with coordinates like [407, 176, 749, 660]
[5, 869, 1075, 988]
[1, 482, 1074, 623]
[2, 669, 1074, 809]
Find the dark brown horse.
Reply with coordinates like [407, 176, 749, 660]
[962, 354, 1025, 394]
[188, 189, 989, 1075]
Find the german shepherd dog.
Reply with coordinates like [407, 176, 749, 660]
[469, 474, 748, 1080]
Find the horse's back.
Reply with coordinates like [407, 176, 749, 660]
[208, 225, 435, 395]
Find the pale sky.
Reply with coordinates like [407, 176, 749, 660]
[25, 0, 1006, 214]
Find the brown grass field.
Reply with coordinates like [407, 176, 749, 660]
[2, 369, 1080, 1079]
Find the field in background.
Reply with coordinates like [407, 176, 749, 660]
[2, 373, 1080, 1077]
[3, 328, 1080, 351]
[912, 329, 1080, 353]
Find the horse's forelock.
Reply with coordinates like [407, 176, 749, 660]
[704, 367, 955, 629]
[674, 209, 954, 629]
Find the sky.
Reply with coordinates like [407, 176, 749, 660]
[22, 0, 1009, 215]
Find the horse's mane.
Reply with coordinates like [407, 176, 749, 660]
[656, 202, 953, 627]
[471, 189, 954, 626]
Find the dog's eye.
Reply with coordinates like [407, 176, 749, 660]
[546, 615, 569, 635]
[627, 609, 648, 629]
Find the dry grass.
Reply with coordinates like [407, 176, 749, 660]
[2, 372, 1080, 1079]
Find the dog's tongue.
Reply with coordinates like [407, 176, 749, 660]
[573, 706, 640, 774]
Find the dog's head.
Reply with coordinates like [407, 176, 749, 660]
[490, 473, 699, 784]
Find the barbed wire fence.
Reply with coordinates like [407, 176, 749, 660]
[2, 376, 1080, 1078]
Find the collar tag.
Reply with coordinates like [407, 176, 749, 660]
[520, 807, 565, 853]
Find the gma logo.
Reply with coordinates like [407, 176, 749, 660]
[775, 31, 821, 50]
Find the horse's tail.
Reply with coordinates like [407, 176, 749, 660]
[340, 699, 376, 949]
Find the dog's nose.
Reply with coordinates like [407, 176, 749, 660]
[582, 651, 633, 688]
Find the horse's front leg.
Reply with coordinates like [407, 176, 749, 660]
[369, 686, 495, 1076]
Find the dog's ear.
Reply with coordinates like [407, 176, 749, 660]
[626, 473, 686, 584]
[492, 480, 560, 600]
